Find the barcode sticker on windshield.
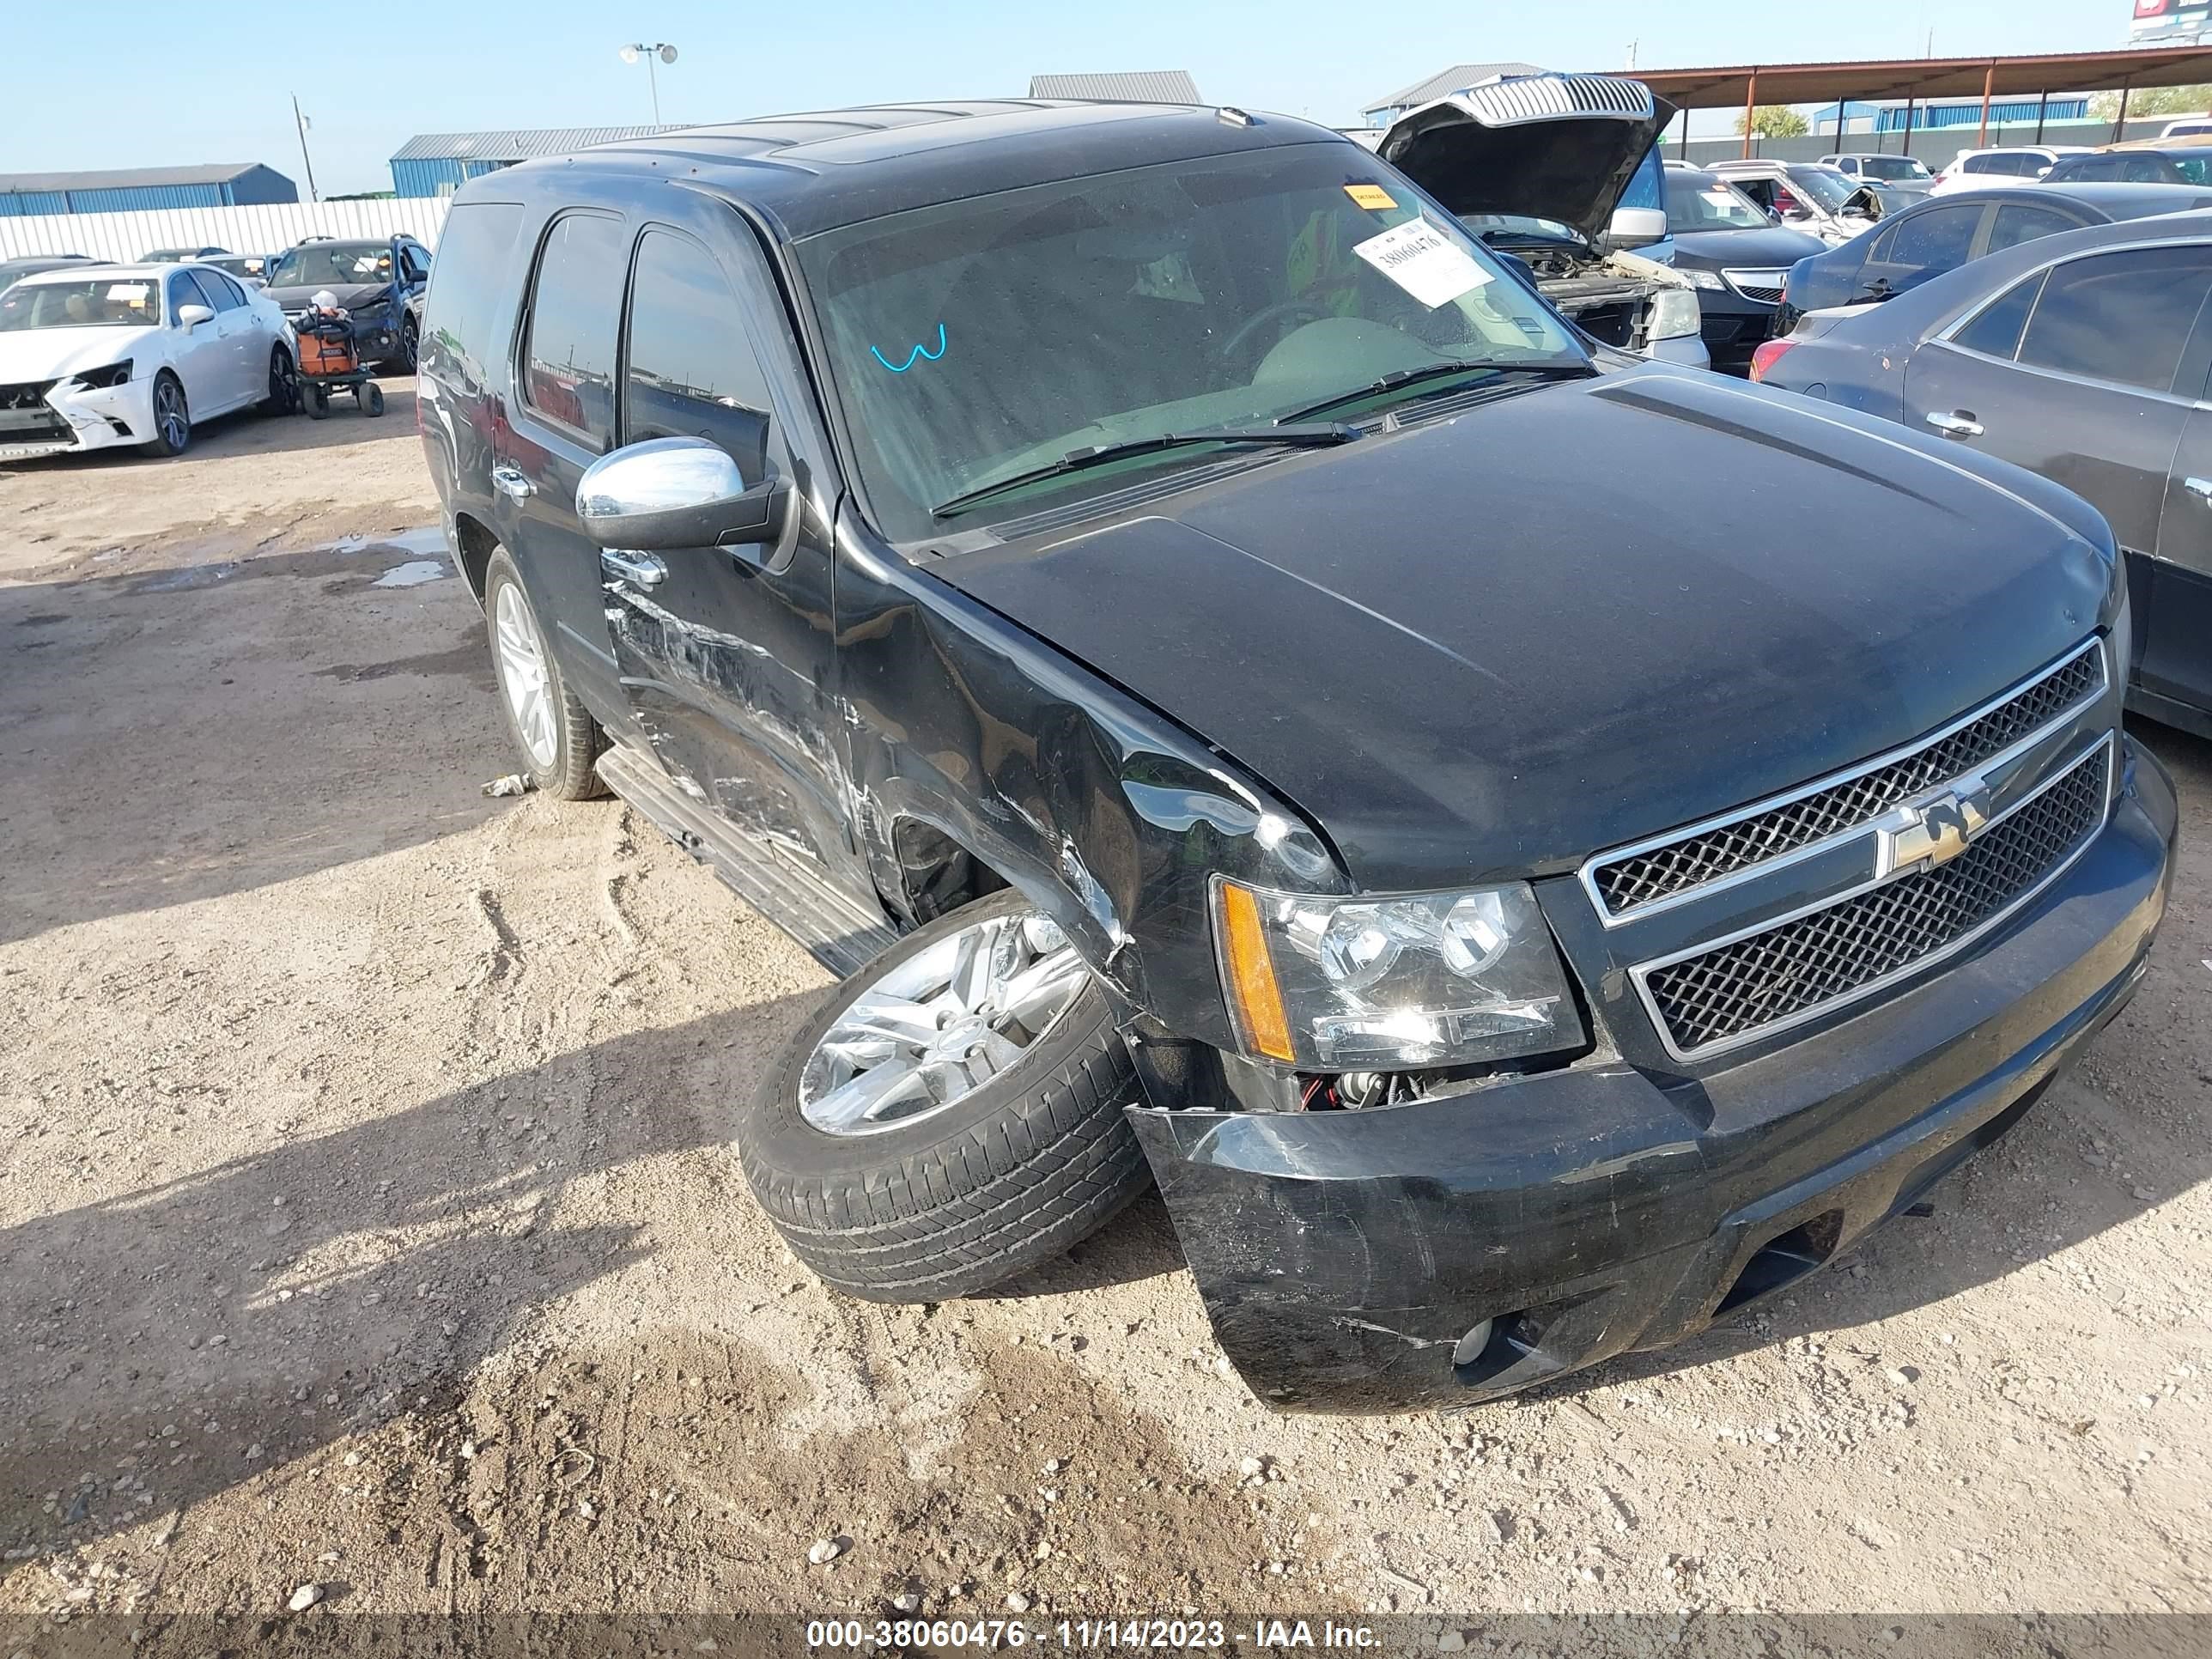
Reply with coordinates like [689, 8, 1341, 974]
[1352, 218, 1491, 308]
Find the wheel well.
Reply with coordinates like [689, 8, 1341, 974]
[889, 818, 1008, 926]
[453, 513, 497, 602]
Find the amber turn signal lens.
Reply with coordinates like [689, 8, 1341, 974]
[1218, 880, 1295, 1062]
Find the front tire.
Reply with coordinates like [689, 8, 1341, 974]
[483, 548, 605, 799]
[740, 890, 1152, 1302]
[143, 373, 190, 456]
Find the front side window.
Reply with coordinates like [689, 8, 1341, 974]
[797, 143, 1583, 540]
[1885, 205, 1980, 272]
[170, 270, 220, 318]
[0, 276, 162, 331]
[520, 211, 627, 447]
[2016, 245, 2212, 392]
[199, 270, 247, 310]
[622, 229, 773, 481]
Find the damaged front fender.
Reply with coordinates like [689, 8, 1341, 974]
[832, 504, 1346, 1054]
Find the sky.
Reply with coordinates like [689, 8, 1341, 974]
[2, 1, 2158, 197]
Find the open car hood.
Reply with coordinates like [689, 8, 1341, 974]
[1375, 72, 1675, 247]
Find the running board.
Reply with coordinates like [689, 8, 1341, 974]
[596, 744, 899, 977]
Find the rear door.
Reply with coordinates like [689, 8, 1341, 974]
[600, 216, 869, 897]
[493, 209, 631, 719]
[1855, 202, 1985, 301]
[1904, 243, 2212, 559]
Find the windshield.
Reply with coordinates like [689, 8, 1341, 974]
[0, 276, 161, 331]
[1665, 174, 1770, 231]
[797, 143, 1583, 540]
[265, 243, 395, 289]
[1782, 167, 1857, 213]
[1856, 155, 1930, 181]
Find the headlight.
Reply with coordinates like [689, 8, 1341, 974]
[1680, 268, 1726, 291]
[1648, 288, 1704, 341]
[1212, 878, 1586, 1071]
[70, 360, 132, 389]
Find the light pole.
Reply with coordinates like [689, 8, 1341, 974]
[619, 42, 678, 124]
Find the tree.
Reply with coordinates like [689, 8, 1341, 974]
[1735, 105, 1809, 139]
[2091, 83, 2212, 121]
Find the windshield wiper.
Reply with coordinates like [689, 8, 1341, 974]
[1274, 360, 1595, 427]
[931, 423, 1357, 519]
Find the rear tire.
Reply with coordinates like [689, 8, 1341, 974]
[483, 547, 605, 799]
[739, 890, 1152, 1302]
[258, 345, 298, 415]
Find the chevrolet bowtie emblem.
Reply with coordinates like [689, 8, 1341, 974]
[1877, 780, 1993, 878]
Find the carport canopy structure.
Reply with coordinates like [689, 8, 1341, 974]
[1637, 45, 2212, 158]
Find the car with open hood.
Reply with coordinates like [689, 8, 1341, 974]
[1359, 72, 1706, 366]
[418, 99, 2174, 1413]
[261, 234, 432, 373]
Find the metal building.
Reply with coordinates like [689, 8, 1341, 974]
[0, 163, 297, 219]
[390, 127, 682, 198]
[1026, 71, 1201, 103]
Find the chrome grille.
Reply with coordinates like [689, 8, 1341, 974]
[1588, 643, 2105, 919]
[1639, 742, 2110, 1058]
[1453, 73, 1653, 124]
[1723, 269, 1790, 304]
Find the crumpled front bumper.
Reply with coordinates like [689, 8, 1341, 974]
[0, 376, 157, 460]
[1129, 740, 2178, 1413]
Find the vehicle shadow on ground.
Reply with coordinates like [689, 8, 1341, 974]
[0, 995, 823, 1559]
[0, 528, 503, 949]
[0, 378, 419, 482]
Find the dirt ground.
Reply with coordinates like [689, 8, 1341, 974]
[2, 387, 2209, 1648]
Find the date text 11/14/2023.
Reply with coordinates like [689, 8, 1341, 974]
[805, 1618, 1382, 1649]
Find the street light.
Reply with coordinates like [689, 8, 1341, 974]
[619, 42, 678, 124]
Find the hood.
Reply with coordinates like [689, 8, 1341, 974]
[1376, 72, 1676, 247]
[0, 323, 155, 384]
[939, 369, 2113, 892]
[265, 280, 391, 313]
[1668, 225, 1830, 269]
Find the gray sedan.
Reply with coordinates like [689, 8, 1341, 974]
[1759, 210, 2212, 738]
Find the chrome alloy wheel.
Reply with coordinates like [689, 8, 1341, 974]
[494, 581, 557, 768]
[799, 912, 1089, 1136]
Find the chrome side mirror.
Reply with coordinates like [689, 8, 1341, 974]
[575, 435, 790, 553]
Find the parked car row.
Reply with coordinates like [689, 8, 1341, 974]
[416, 83, 2176, 1413]
[0, 232, 434, 460]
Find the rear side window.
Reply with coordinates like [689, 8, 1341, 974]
[1953, 272, 2046, 360]
[1885, 206, 1979, 271]
[2017, 245, 2212, 392]
[521, 210, 627, 448]
[621, 229, 773, 481]
[422, 201, 524, 392]
[1986, 204, 2079, 253]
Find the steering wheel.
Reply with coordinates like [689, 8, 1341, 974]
[1216, 298, 1335, 366]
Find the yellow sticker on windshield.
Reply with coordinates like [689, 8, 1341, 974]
[1344, 183, 1397, 210]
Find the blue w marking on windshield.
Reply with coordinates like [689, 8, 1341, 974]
[870, 323, 947, 373]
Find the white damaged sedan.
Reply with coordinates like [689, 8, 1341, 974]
[0, 262, 297, 460]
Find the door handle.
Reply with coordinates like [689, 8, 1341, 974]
[491, 466, 535, 500]
[1924, 410, 1984, 439]
[600, 549, 666, 589]
[2185, 477, 2212, 502]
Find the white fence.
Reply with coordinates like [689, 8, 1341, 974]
[0, 198, 453, 264]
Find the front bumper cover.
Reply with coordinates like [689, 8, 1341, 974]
[0, 375, 155, 459]
[1129, 739, 2178, 1413]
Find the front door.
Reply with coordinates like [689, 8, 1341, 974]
[599, 219, 868, 899]
[492, 209, 631, 720]
[165, 269, 242, 412]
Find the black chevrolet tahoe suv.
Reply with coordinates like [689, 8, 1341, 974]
[418, 95, 2178, 1413]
